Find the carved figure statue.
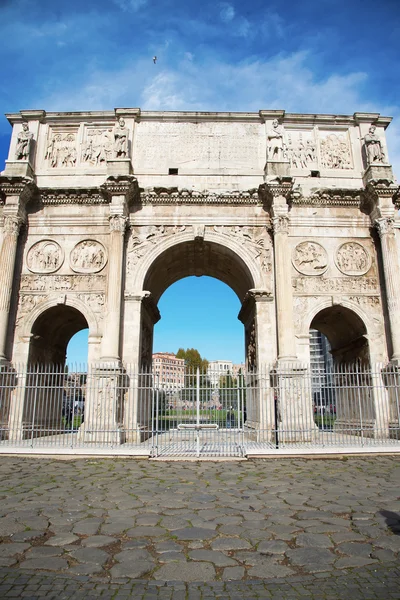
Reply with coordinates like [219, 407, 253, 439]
[15, 123, 33, 161]
[113, 118, 129, 158]
[364, 125, 385, 164]
[267, 120, 285, 161]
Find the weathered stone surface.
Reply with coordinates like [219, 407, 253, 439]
[154, 560, 216, 582]
[211, 537, 252, 551]
[174, 527, 217, 541]
[45, 534, 79, 546]
[258, 540, 289, 555]
[110, 560, 155, 578]
[19, 557, 69, 571]
[68, 547, 109, 565]
[0, 543, 30, 556]
[296, 533, 333, 548]
[286, 548, 335, 572]
[81, 535, 116, 547]
[188, 549, 238, 567]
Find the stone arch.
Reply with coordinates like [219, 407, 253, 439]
[132, 229, 264, 301]
[306, 300, 370, 364]
[23, 297, 98, 365]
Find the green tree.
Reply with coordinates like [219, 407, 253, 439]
[176, 348, 211, 404]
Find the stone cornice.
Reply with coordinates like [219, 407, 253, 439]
[101, 176, 140, 205]
[138, 188, 261, 205]
[40, 188, 107, 205]
[294, 188, 363, 207]
[360, 180, 400, 214]
[0, 176, 37, 206]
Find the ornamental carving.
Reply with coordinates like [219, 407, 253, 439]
[267, 120, 285, 161]
[213, 226, 272, 272]
[139, 188, 260, 205]
[375, 217, 395, 237]
[16, 294, 48, 327]
[45, 130, 78, 168]
[335, 242, 371, 276]
[126, 225, 186, 272]
[20, 275, 106, 292]
[113, 118, 129, 158]
[319, 132, 352, 169]
[247, 322, 257, 370]
[27, 240, 63, 273]
[70, 241, 107, 273]
[15, 123, 33, 161]
[82, 127, 113, 165]
[347, 296, 380, 308]
[77, 293, 105, 313]
[3, 216, 23, 236]
[292, 242, 328, 276]
[272, 215, 289, 235]
[293, 277, 378, 294]
[285, 132, 317, 169]
[364, 126, 386, 165]
[109, 215, 128, 233]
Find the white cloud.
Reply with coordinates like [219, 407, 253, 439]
[219, 3, 235, 23]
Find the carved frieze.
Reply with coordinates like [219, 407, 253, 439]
[319, 131, 352, 169]
[16, 293, 48, 327]
[20, 274, 106, 292]
[293, 296, 319, 328]
[126, 225, 186, 272]
[82, 127, 113, 166]
[346, 295, 381, 308]
[77, 293, 105, 313]
[285, 131, 317, 169]
[70, 241, 107, 273]
[45, 128, 78, 168]
[335, 242, 371, 276]
[40, 188, 107, 205]
[213, 225, 272, 272]
[26, 240, 63, 274]
[292, 242, 328, 276]
[139, 188, 261, 205]
[293, 277, 378, 295]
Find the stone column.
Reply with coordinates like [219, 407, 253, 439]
[264, 181, 297, 362]
[100, 177, 138, 363]
[0, 179, 34, 362]
[375, 217, 400, 362]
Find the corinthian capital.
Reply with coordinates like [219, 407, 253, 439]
[109, 214, 128, 233]
[3, 215, 23, 236]
[272, 215, 289, 235]
[375, 217, 395, 238]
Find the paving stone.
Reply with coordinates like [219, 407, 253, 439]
[110, 560, 155, 578]
[121, 539, 148, 549]
[135, 514, 160, 526]
[154, 561, 216, 582]
[0, 557, 17, 567]
[155, 541, 183, 553]
[188, 550, 238, 567]
[114, 549, 154, 563]
[19, 557, 69, 571]
[100, 521, 131, 535]
[68, 564, 105, 575]
[72, 519, 103, 536]
[335, 556, 378, 568]
[295, 533, 333, 548]
[371, 548, 397, 561]
[10, 530, 47, 542]
[336, 542, 374, 557]
[45, 534, 79, 546]
[173, 528, 217, 541]
[258, 540, 290, 555]
[187, 541, 205, 550]
[24, 547, 63, 558]
[0, 543, 31, 557]
[330, 531, 366, 544]
[80, 535, 116, 547]
[158, 551, 186, 562]
[222, 566, 245, 580]
[0, 519, 26, 536]
[210, 537, 252, 551]
[160, 517, 190, 530]
[125, 526, 166, 538]
[247, 560, 295, 578]
[68, 547, 109, 565]
[373, 535, 400, 552]
[286, 548, 335, 572]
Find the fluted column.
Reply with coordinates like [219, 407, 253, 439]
[0, 179, 33, 362]
[264, 180, 297, 362]
[376, 217, 400, 361]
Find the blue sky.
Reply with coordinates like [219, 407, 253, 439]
[1, 0, 399, 365]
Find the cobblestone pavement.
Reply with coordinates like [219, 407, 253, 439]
[0, 456, 399, 598]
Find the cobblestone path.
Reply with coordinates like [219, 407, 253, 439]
[0, 456, 399, 598]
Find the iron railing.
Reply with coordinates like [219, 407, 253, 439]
[0, 362, 399, 456]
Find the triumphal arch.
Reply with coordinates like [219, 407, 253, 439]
[0, 108, 399, 452]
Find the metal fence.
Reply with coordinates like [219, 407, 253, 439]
[0, 362, 399, 457]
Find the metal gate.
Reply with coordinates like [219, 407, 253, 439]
[151, 368, 246, 458]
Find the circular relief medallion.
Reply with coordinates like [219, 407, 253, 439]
[70, 240, 107, 273]
[335, 242, 371, 276]
[292, 241, 328, 276]
[26, 240, 63, 273]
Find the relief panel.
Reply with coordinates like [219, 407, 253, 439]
[70, 240, 107, 273]
[335, 242, 371, 276]
[26, 240, 63, 274]
[81, 126, 114, 166]
[45, 127, 79, 168]
[318, 130, 353, 169]
[292, 241, 328, 276]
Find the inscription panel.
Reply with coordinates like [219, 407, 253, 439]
[134, 121, 264, 172]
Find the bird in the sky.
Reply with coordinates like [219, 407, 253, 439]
[153, 56, 157, 64]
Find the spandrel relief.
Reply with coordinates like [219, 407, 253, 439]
[285, 131, 317, 169]
[292, 242, 328, 276]
[126, 225, 186, 272]
[45, 129, 78, 168]
[213, 226, 272, 272]
[335, 242, 371, 276]
[82, 127, 114, 166]
[319, 131, 352, 169]
[77, 293, 105, 313]
[70, 241, 107, 273]
[27, 240, 63, 274]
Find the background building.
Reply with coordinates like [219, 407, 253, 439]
[152, 352, 185, 392]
